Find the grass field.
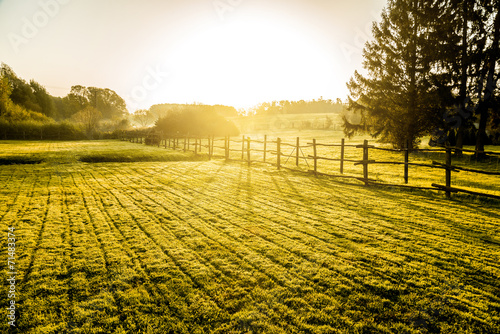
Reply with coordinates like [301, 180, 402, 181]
[1, 140, 499, 333]
[223, 129, 500, 198]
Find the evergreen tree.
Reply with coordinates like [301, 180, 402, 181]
[344, 0, 444, 149]
[474, 0, 500, 158]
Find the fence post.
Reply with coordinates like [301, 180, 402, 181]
[277, 137, 281, 170]
[296, 137, 300, 167]
[404, 139, 409, 184]
[226, 136, 230, 160]
[340, 138, 345, 174]
[363, 139, 369, 185]
[445, 146, 452, 199]
[263, 135, 267, 163]
[313, 139, 317, 174]
[247, 137, 251, 166]
[188, 138, 190, 151]
[183, 137, 186, 152]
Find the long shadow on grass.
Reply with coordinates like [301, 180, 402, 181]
[304, 174, 500, 291]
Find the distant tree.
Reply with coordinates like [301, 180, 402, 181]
[87, 87, 127, 119]
[133, 109, 155, 127]
[1, 64, 41, 114]
[67, 85, 89, 112]
[72, 106, 102, 138]
[0, 76, 12, 117]
[0, 66, 50, 123]
[65, 86, 127, 120]
[155, 107, 240, 137]
[30, 80, 56, 118]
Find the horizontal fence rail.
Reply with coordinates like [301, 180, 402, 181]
[122, 132, 500, 200]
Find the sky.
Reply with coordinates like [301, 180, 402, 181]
[0, 0, 387, 112]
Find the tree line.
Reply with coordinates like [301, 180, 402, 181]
[132, 103, 239, 128]
[0, 63, 129, 139]
[345, 0, 499, 157]
[249, 98, 346, 116]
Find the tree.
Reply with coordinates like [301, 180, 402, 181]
[474, 0, 500, 158]
[30, 80, 56, 118]
[72, 106, 102, 138]
[0, 76, 12, 117]
[133, 109, 155, 127]
[344, 0, 443, 149]
[87, 87, 127, 119]
[155, 107, 240, 137]
[66, 86, 127, 120]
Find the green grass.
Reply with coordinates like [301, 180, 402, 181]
[0, 140, 207, 164]
[0, 140, 499, 333]
[227, 130, 500, 198]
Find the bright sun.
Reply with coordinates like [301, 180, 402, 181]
[164, 18, 339, 109]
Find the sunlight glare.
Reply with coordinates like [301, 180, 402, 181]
[166, 18, 338, 109]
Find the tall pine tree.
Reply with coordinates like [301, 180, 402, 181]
[344, 0, 443, 149]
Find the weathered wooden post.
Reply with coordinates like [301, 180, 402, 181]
[313, 139, 317, 174]
[226, 136, 230, 160]
[363, 139, 369, 185]
[296, 137, 300, 167]
[404, 139, 409, 184]
[340, 138, 345, 174]
[277, 137, 281, 170]
[445, 146, 452, 199]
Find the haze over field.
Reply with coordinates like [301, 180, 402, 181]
[0, 0, 386, 110]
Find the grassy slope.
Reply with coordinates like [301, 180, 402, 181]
[0, 141, 499, 333]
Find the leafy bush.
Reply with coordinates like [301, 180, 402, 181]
[0, 119, 86, 140]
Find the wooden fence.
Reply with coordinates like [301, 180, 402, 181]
[122, 133, 500, 200]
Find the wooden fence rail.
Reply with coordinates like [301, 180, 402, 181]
[127, 133, 499, 200]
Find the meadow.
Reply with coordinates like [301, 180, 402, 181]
[0, 139, 499, 333]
